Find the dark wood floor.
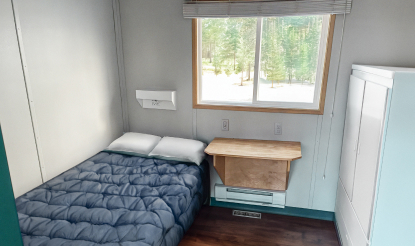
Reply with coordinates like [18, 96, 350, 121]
[179, 206, 340, 246]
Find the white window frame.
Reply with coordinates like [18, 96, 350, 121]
[193, 15, 335, 115]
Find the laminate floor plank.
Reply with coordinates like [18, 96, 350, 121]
[179, 206, 340, 246]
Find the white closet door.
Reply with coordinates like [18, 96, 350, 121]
[339, 75, 365, 200]
[352, 81, 388, 238]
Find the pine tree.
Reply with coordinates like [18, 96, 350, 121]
[201, 15, 324, 86]
[237, 18, 256, 85]
[222, 18, 240, 72]
[202, 19, 226, 75]
[266, 18, 285, 87]
[282, 20, 299, 84]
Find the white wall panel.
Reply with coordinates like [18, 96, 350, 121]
[15, 0, 124, 180]
[196, 110, 319, 208]
[119, 0, 415, 211]
[120, 0, 343, 210]
[308, 15, 345, 211]
[0, 0, 43, 197]
[120, 0, 194, 139]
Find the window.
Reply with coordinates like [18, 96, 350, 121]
[192, 15, 335, 114]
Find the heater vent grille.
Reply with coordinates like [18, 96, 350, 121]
[232, 210, 261, 219]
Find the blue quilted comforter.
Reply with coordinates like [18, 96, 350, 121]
[16, 152, 208, 246]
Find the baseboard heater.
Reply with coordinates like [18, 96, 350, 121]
[215, 184, 286, 208]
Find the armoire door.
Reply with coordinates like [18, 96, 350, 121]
[339, 75, 366, 200]
[352, 81, 388, 238]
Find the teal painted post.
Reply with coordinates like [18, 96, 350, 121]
[0, 126, 23, 245]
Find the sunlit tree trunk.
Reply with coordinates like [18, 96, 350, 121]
[240, 69, 244, 86]
[247, 63, 251, 81]
[209, 42, 212, 63]
[234, 52, 236, 71]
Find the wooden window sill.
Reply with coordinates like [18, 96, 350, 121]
[193, 103, 324, 115]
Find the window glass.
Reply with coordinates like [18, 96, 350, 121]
[258, 16, 324, 103]
[197, 15, 330, 110]
[200, 18, 257, 103]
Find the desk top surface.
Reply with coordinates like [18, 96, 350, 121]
[204, 138, 302, 161]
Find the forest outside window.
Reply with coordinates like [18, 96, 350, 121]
[193, 15, 335, 114]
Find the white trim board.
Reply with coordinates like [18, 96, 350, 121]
[112, 0, 130, 132]
[11, 0, 47, 182]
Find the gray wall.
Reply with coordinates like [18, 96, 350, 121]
[0, 0, 43, 197]
[119, 0, 415, 211]
[120, 0, 194, 139]
[9, 0, 124, 182]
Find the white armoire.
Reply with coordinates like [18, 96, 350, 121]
[335, 65, 415, 246]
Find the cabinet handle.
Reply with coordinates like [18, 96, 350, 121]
[357, 143, 361, 155]
[354, 140, 358, 151]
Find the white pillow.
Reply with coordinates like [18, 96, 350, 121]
[105, 132, 161, 157]
[148, 137, 207, 165]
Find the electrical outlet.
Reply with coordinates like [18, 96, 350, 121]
[274, 122, 282, 135]
[222, 119, 229, 131]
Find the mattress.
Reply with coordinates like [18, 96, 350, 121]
[16, 152, 209, 246]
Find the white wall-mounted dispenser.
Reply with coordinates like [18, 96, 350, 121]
[136, 90, 176, 110]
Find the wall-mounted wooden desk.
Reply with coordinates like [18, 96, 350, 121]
[205, 138, 302, 191]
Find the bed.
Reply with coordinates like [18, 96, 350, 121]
[15, 151, 209, 246]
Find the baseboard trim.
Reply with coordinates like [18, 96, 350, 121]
[210, 198, 335, 221]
